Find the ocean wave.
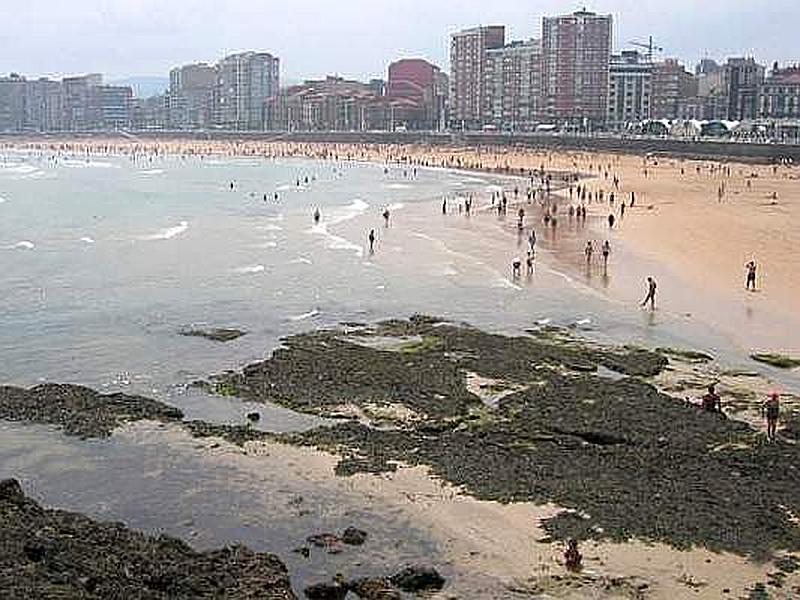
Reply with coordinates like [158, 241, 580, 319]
[288, 309, 320, 322]
[235, 264, 266, 274]
[310, 223, 363, 257]
[5, 241, 35, 250]
[139, 169, 164, 176]
[144, 221, 189, 241]
[387, 202, 405, 211]
[254, 241, 278, 249]
[0, 196, 6, 203]
[385, 183, 412, 190]
[79, 237, 95, 244]
[259, 224, 283, 232]
[290, 257, 313, 265]
[60, 159, 117, 169]
[0, 163, 38, 174]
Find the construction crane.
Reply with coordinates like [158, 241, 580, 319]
[629, 36, 664, 62]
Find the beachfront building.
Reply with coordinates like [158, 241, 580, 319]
[168, 63, 216, 129]
[650, 59, 697, 120]
[484, 39, 543, 131]
[0, 74, 27, 131]
[132, 94, 168, 130]
[266, 76, 390, 132]
[61, 74, 103, 131]
[215, 51, 280, 130]
[91, 85, 133, 129]
[449, 25, 506, 130]
[724, 57, 765, 121]
[24, 78, 63, 131]
[607, 51, 653, 130]
[541, 10, 612, 128]
[759, 64, 800, 119]
[387, 58, 448, 130]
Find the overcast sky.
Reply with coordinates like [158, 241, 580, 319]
[3, 0, 797, 84]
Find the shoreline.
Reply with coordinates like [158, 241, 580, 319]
[3, 136, 797, 376]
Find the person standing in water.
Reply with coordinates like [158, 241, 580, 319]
[642, 277, 657, 310]
[746, 260, 757, 291]
[313, 208, 321, 224]
[584, 241, 594, 265]
[602, 241, 610, 269]
[383, 208, 390, 227]
[763, 392, 780, 442]
[368, 229, 376, 254]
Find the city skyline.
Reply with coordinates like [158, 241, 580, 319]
[3, 0, 799, 84]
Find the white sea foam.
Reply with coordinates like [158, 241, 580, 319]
[385, 183, 412, 190]
[254, 241, 278, 249]
[0, 196, 6, 203]
[80, 237, 95, 244]
[536, 318, 552, 326]
[60, 159, 116, 169]
[235, 264, 266, 274]
[289, 309, 320, 322]
[6, 241, 35, 250]
[139, 169, 164, 176]
[144, 221, 189, 241]
[575, 318, 592, 326]
[260, 224, 283, 232]
[290, 257, 313, 265]
[0, 164, 38, 175]
[306, 199, 368, 258]
[493, 277, 523, 291]
[387, 202, 405, 211]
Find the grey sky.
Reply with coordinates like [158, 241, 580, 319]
[3, 0, 797, 84]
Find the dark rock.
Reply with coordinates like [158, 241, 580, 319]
[306, 533, 342, 554]
[349, 577, 401, 599]
[303, 581, 348, 600]
[246, 412, 261, 423]
[0, 478, 24, 501]
[341, 527, 368, 546]
[389, 565, 445, 592]
[291, 546, 310, 558]
[180, 328, 248, 343]
[0, 384, 183, 439]
[0, 481, 296, 598]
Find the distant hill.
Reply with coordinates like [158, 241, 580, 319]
[110, 76, 169, 98]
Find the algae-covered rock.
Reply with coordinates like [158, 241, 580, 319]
[751, 353, 800, 370]
[0, 384, 183, 439]
[0, 479, 296, 599]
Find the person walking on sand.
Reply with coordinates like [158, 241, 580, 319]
[701, 384, 723, 415]
[383, 208, 390, 227]
[746, 260, 757, 291]
[584, 241, 594, 265]
[763, 392, 780, 442]
[313, 208, 321, 224]
[512, 258, 522, 279]
[526, 251, 535, 276]
[368, 229, 376, 254]
[642, 277, 657, 310]
[602, 241, 610, 269]
[608, 213, 616, 229]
